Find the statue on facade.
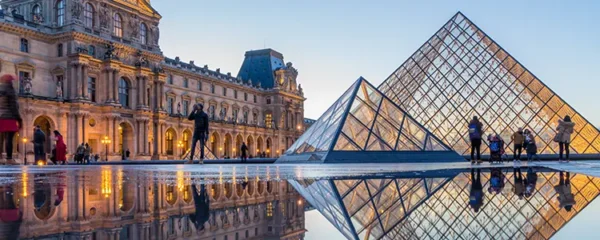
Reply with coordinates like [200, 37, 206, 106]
[134, 50, 149, 67]
[32, 7, 44, 23]
[176, 102, 181, 115]
[104, 42, 118, 60]
[22, 77, 32, 95]
[71, 0, 84, 20]
[128, 15, 140, 39]
[56, 80, 63, 99]
[99, 5, 109, 28]
[219, 108, 225, 120]
[298, 84, 303, 95]
[150, 25, 160, 45]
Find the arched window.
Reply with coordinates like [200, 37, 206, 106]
[140, 23, 148, 44]
[56, 0, 65, 26]
[118, 78, 129, 107]
[31, 4, 42, 22]
[84, 3, 94, 28]
[166, 129, 174, 155]
[113, 13, 123, 38]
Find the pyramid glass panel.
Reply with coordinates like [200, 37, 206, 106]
[278, 77, 461, 163]
[289, 169, 600, 240]
[379, 12, 600, 156]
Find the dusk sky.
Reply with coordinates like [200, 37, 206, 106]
[154, 0, 600, 126]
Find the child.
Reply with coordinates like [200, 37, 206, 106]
[524, 129, 540, 161]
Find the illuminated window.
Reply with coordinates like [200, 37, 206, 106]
[265, 114, 272, 128]
[113, 13, 123, 37]
[267, 202, 273, 217]
[166, 129, 174, 155]
[183, 131, 190, 150]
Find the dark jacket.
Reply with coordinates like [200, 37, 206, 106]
[188, 110, 209, 134]
[0, 81, 21, 121]
[189, 185, 210, 229]
[241, 144, 248, 155]
[34, 129, 45, 145]
[468, 119, 483, 140]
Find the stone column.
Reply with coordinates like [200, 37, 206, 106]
[82, 114, 87, 144]
[136, 77, 142, 107]
[143, 120, 149, 155]
[113, 70, 119, 105]
[106, 69, 113, 103]
[82, 64, 88, 99]
[152, 121, 159, 159]
[76, 64, 83, 99]
[112, 118, 118, 154]
[71, 63, 78, 99]
[143, 77, 148, 107]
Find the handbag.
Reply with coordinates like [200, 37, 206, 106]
[553, 132, 563, 143]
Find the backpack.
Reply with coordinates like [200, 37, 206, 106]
[489, 141, 501, 152]
[468, 123, 481, 140]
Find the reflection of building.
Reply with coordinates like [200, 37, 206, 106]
[378, 12, 600, 156]
[279, 78, 461, 163]
[0, 0, 305, 162]
[289, 169, 600, 240]
[4, 170, 305, 239]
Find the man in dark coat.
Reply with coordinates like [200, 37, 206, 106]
[189, 184, 210, 231]
[33, 125, 46, 164]
[240, 142, 248, 163]
[187, 104, 209, 164]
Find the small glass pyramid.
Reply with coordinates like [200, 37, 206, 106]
[278, 77, 462, 163]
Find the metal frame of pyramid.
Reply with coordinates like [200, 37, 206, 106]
[289, 169, 600, 240]
[182, 144, 217, 160]
[277, 77, 463, 163]
[378, 12, 600, 156]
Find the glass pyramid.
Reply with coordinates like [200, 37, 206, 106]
[278, 77, 462, 163]
[182, 145, 217, 160]
[289, 169, 600, 240]
[378, 12, 600, 155]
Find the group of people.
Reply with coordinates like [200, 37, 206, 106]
[468, 115, 575, 163]
[469, 168, 575, 213]
[74, 143, 101, 164]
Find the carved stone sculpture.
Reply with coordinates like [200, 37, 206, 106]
[56, 80, 63, 99]
[104, 42, 118, 60]
[134, 50, 148, 67]
[150, 25, 160, 45]
[128, 15, 140, 39]
[99, 6, 109, 28]
[22, 77, 32, 95]
[71, 0, 84, 20]
[176, 102, 181, 115]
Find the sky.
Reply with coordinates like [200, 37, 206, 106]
[153, 0, 600, 126]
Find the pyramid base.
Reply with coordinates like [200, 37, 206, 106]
[277, 151, 463, 164]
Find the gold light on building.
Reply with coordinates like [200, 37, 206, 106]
[101, 169, 112, 198]
[177, 171, 185, 192]
[21, 172, 28, 198]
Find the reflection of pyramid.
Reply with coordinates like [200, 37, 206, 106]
[378, 12, 600, 155]
[289, 169, 600, 240]
[278, 77, 462, 163]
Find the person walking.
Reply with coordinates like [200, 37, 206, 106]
[125, 149, 130, 160]
[83, 143, 91, 164]
[555, 116, 575, 162]
[469, 168, 484, 212]
[511, 127, 525, 162]
[240, 142, 248, 163]
[75, 143, 85, 164]
[468, 116, 484, 164]
[53, 130, 67, 165]
[554, 171, 575, 212]
[0, 74, 22, 165]
[187, 104, 209, 164]
[33, 125, 46, 164]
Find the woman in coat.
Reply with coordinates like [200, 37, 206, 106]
[0, 74, 22, 165]
[556, 115, 575, 162]
[53, 130, 67, 165]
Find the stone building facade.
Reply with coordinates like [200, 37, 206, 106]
[0, 0, 305, 161]
[0, 171, 306, 239]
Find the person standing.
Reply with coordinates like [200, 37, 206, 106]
[511, 128, 525, 162]
[75, 143, 85, 164]
[84, 143, 91, 164]
[53, 130, 67, 165]
[555, 116, 575, 162]
[468, 116, 484, 164]
[33, 125, 46, 164]
[0, 74, 22, 165]
[125, 149, 130, 160]
[524, 129, 540, 161]
[240, 142, 248, 163]
[187, 104, 209, 164]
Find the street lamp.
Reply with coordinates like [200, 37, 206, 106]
[177, 141, 183, 158]
[22, 137, 27, 165]
[101, 136, 111, 161]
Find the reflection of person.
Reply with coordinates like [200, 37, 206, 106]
[513, 168, 525, 200]
[0, 183, 22, 239]
[554, 172, 575, 211]
[188, 104, 209, 164]
[189, 184, 210, 231]
[488, 168, 505, 194]
[525, 167, 538, 198]
[469, 169, 484, 212]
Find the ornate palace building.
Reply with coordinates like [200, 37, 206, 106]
[0, 0, 305, 161]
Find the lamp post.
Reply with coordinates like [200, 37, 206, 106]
[101, 136, 111, 161]
[22, 137, 27, 165]
[177, 141, 183, 158]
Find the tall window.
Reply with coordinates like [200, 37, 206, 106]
[140, 23, 148, 44]
[20, 38, 29, 53]
[118, 78, 129, 107]
[234, 90, 238, 99]
[183, 78, 188, 88]
[57, 44, 63, 57]
[197, 81, 202, 91]
[266, 97, 271, 104]
[210, 84, 215, 94]
[167, 74, 173, 84]
[113, 13, 123, 38]
[166, 130, 174, 155]
[31, 5, 41, 22]
[253, 95, 257, 103]
[88, 77, 96, 102]
[265, 114, 272, 128]
[222, 87, 227, 96]
[56, 0, 65, 26]
[167, 97, 174, 114]
[88, 45, 96, 56]
[84, 3, 94, 28]
[244, 92, 248, 101]
[182, 100, 189, 115]
[18, 71, 30, 94]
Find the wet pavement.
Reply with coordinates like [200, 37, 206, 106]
[0, 161, 599, 239]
